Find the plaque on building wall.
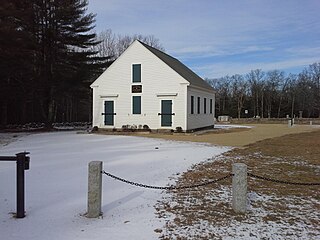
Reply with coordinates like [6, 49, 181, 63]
[132, 85, 142, 93]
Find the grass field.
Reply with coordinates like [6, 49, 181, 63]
[156, 127, 320, 239]
[143, 124, 318, 147]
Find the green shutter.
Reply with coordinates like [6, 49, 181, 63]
[132, 64, 141, 82]
[133, 96, 141, 114]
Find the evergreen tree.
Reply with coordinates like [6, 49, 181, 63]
[0, 0, 36, 125]
[33, 0, 107, 125]
[0, 0, 107, 126]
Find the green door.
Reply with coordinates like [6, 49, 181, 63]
[161, 100, 173, 127]
[104, 101, 115, 125]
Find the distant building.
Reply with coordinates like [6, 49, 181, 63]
[90, 40, 215, 131]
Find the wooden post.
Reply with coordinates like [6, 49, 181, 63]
[87, 161, 102, 218]
[232, 163, 247, 214]
[16, 153, 26, 218]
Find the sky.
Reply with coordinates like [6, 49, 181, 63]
[87, 0, 320, 79]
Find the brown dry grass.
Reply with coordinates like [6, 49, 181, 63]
[144, 124, 318, 147]
[156, 129, 320, 239]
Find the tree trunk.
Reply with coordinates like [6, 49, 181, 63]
[256, 93, 259, 117]
[261, 92, 264, 118]
[1, 100, 8, 126]
[291, 96, 295, 118]
[21, 100, 27, 124]
[277, 95, 283, 118]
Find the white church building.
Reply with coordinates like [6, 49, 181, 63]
[90, 40, 215, 131]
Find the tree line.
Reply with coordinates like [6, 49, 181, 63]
[0, 1, 162, 127]
[207, 63, 320, 119]
[0, 0, 106, 126]
[1, 1, 319, 127]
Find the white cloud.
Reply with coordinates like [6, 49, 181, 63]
[195, 56, 320, 78]
[87, 0, 320, 78]
[172, 45, 274, 59]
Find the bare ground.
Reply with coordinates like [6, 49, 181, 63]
[143, 124, 318, 147]
[155, 128, 320, 239]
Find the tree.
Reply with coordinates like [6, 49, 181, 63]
[0, 0, 36, 125]
[0, 1, 166, 126]
[208, 76, 232, 116]
[246, 69, 265, 118]
[307, 63, 320, 117]
[230, 74, 247, 119]
[264, 70, 284, 118]
[94, 29, 165, 62]
[34, 0, 108, 126]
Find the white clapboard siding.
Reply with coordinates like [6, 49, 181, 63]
[91, 41, 189, 130]
[91, 40, 215, 131]
[187, 86, 215, 130]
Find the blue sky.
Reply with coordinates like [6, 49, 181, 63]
[88, 0, 320, 78]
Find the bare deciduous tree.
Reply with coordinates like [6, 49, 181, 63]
[231, 74, 247, 119]
[94, 29, 164, 63]
[206, 62, 320, 119]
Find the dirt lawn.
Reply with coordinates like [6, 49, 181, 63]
[144, 124, 318, 147]
[155, 127, 320, 239]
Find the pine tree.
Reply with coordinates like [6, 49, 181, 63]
[0, 0, 107, 126]
[33, 0, 107, 125]
[0, 0, 36, 125]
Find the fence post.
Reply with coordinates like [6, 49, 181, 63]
[16, 153, 26, 218]
[87, 161, 102, 218]
[232, 163, 247, 214]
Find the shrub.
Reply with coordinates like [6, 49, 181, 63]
[176, 127, 183, 133]
[143, 125, 150, 130]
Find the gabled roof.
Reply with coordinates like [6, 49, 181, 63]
[138, 40, 214, 92]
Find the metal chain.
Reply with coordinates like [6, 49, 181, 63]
[248, 172, 320, 186]
[102, 171, 233, 190]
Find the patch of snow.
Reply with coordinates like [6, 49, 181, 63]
[214, 124, 253, 129]
[0, 132, 229, 240]
[161, 190, 320, 239]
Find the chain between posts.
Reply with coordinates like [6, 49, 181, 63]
[102, 171, 320, 189]
[102, 171, 233, 190]
[247, 172, 320, 186]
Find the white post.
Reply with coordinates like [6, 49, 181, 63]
[232, 163, 247, 214]
[87, 161, 102, 218]
[288, 120, 292, 127]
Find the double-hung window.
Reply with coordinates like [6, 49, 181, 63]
[204, 98, 207, 114]
[191, 96, 194, 114]
[132, 64, 141, 83]
[132, 96, 141, 114]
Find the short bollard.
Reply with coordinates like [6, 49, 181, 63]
[87, 161, 102, 218]
[232, 163, 247, 214]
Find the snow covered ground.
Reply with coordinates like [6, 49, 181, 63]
[0, 132, 229, 240]
[214, 124, 253, 129]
